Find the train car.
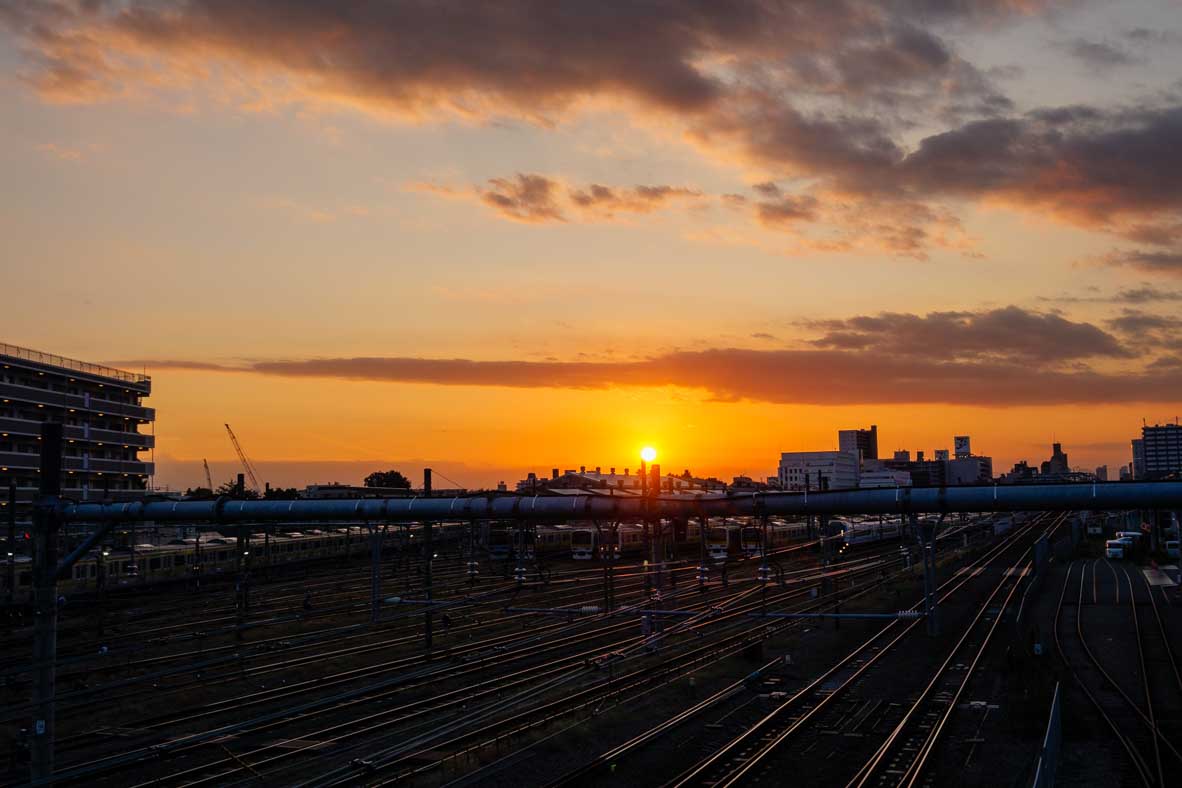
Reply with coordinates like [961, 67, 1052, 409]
[840, 519, 900, 547]
[1106, 539, 1127, 559]
[707, 523, 741, 561]
[572, 528, 596, 560]
[741, 525, 762, 557]
[1166, 539, 1180, 559]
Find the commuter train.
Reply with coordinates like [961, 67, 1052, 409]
[567, 518, 813, 561]
[840, 518, 903, 547]
[5, 526, 389, 604]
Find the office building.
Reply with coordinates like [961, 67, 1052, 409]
[1095, 465, 1108, 482]
[892, 450, 911, 462]
[1132, 439, 1146, 480]
[859, 468, 912, 488]
[954, 435, 972, 459]
[1040, 442, 1069, 476]
[1, 343, 155, 523]
[947, 455, 993, 485]
[838, 425, 878, 462]
[934, 449, 950, 462]
[778, 450, 860, 491]
[1140, 423, 1182, 479]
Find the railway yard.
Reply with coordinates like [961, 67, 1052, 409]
[1, 511, 1178, 787]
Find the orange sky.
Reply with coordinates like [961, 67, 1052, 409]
[3, 1, 1180, 489]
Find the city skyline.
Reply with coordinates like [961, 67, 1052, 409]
[3, 1, 1181, 490]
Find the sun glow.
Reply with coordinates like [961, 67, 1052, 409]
[640, 446, 657, 463]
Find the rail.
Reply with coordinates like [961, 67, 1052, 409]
[0, 341, 149, 386]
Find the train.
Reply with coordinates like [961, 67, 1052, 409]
[5, 526, 390, 604]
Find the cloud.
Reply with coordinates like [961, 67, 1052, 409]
[1043, 284, 1182, 304]
[755, 195, 819, 227]
[805, 306, 1132, 361]
[1106, 309, 1182, 346]
[112, 347, 1182, 407]
[421, 172, 701, 223]
[750, 332, 777, 341]
[567, 183, 701, 218]
[8, 1, 1173, 256]
[114, 300, 1182, 407]
[479, 174, 566, 223]
[1100, 249, 1182, 276]
[1060, 38, 1139, 70]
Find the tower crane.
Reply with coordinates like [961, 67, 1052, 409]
[202, 458, 214, 491]
[224, 423, 262, 494]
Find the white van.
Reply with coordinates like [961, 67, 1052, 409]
[1105, 540, 1126, 559]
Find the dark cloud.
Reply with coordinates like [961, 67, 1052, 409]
[1061, 38, 1138, 70]
[479, 174, 565, 223]
[1101, 249, 1182, 276]
[1106, 309, 1182, 346]
[1042, 285, 1182, 304]
[750, 332, 777, 341]
[755, 195, 819, 227]
[115, 347, 1182, 407]
[806, 306, 1132, 361]
[568, 183, 700, 217]
[895, 106, 1182, 232]
[6, 1, 1171, 256]
[434, 173, 700, 223]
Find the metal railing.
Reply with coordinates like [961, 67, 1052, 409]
[0, 342, 149, 386]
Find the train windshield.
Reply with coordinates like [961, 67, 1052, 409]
[572, 530, 594, 547]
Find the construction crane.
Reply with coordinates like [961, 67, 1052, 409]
[202, 458, 214, 491]
[224, 423, 262, 494]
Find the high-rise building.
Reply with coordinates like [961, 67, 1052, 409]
[1040, 442, 1069, 476]
[0, 343, 155, 523]
[838, 424, 878, 462]
[1132, 438, 1146, 480]
[1095, 465, 1108, 482]
[954, 435, 972, 459]
[934, 449, 950, 462]
[893, 449, 911, 462]
[1140, 423, 1182, 479]
[778, 450, 860, 491]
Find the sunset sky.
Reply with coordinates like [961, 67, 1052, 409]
[3, 1, 1181, 490]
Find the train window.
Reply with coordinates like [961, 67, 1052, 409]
[89, 565, 96, 577]
[149, 558, 161, 570]
[175, 554, 187, 565]
[20, 571, 31, 586]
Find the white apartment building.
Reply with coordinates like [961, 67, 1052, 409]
[778, 450, 860, 491]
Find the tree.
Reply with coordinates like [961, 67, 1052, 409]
[214, 479, 260, 499]
[364, 470, 412, 489]
[264, 486, 301, 500]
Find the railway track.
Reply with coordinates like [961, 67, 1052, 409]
[545, 515, 1051, 787]
[1053, 559, 1182, 787]
[36, 538, 921, 786]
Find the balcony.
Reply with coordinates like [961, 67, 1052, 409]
[0, 382, 155, 422]
[0, 416, 154, 449]
[0, 452, 153, 476]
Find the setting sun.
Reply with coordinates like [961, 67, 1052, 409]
[640, 447, 657, 463]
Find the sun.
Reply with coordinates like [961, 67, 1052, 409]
[640, 446, 657, 463]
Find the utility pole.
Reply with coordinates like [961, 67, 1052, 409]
[914, 514, 939, 636]
[423, 468, 433, 650]
[31, 421, 63, 783]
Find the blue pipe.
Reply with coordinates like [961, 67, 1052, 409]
[57, 481, 1182, 523]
